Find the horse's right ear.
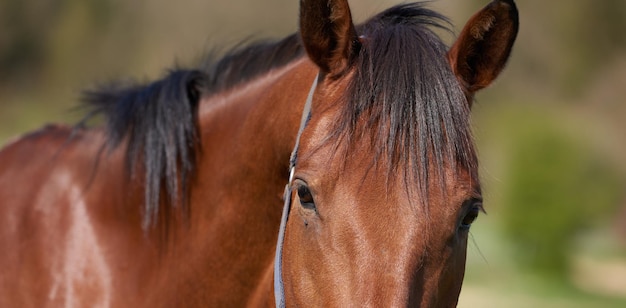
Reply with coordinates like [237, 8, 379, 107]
[299, 0, 360, 76]
[448, 0, 519, 100]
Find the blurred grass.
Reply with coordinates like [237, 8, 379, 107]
[463, 100, 626, 306]
[1, 0, 625, 306]
[459, 210, 626, 307]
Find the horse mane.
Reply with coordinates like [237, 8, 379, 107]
[82, 70, 205, 228]
[82, 35, 304, 228]
[81, 1, 475, 228]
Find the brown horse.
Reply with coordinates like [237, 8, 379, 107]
[0, 0, 518, 306]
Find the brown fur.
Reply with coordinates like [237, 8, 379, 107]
[448, 0, 519, 101]
[0, 1, 517, 306]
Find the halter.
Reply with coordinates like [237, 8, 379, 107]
[274, 73, 319, 308]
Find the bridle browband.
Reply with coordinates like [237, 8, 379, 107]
[274, 73, 319, 308]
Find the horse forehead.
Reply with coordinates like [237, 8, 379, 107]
[339, 158, 476, 203]
[301, 121, 475, 193]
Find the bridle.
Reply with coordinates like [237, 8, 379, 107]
[273, 73, 319, 308]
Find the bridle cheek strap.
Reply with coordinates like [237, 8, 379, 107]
[274, 73, 319, 308]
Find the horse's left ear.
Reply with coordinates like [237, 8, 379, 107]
[299, 0, 360, 76]
[448, 0, 519, 99]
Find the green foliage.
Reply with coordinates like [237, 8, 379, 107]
[502, 117, 624, 279]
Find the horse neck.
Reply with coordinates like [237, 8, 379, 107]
[196, 58, 318, 194]
[168, 58, 317, 305]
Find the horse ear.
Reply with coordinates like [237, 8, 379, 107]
[299, 0, 360, 75]
[448, 0, 519, 98]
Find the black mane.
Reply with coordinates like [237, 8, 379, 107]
[82, 35, 304, 228]
[82, 2, 476, 227]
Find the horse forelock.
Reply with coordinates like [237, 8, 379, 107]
[330, 3, 478, 202]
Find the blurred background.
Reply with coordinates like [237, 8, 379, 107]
[1, 0, 624, 306]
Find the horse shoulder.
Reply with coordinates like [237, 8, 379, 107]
[0, 124, 150, 307]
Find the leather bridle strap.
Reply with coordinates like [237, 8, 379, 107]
[274, 73, 319, 308]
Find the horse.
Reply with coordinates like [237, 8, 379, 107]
[0, 0, 518, 306]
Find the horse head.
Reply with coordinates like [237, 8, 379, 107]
[278, 0, 518, 306]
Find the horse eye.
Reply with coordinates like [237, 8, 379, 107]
[296, 184, 316, 211]
[459, 201, 482, 231]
